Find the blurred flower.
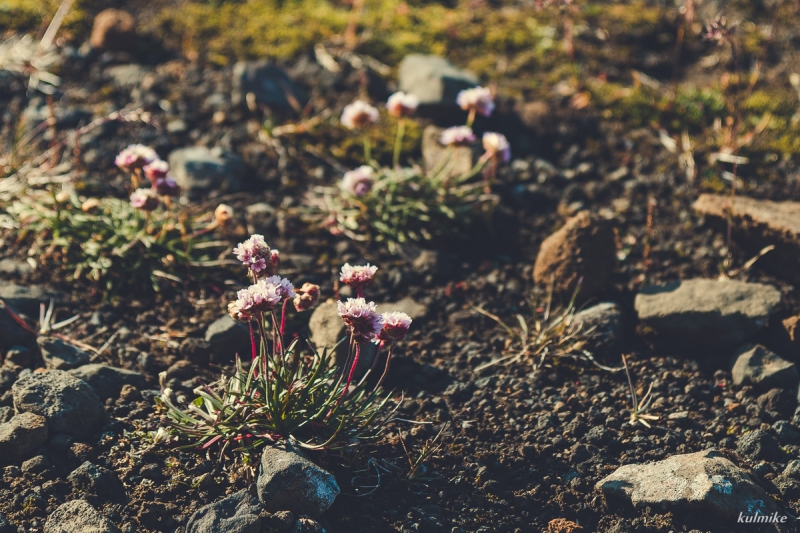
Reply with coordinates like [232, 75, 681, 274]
[439, 126, 476, 146]
[340, 263, 377, 290]
[215, 204, 234, 226]
[341, 100, 379, 129]
[704, 15, 733, 43]
[482, 132, 511, 163]
[378, 311, 412, 343]
[293, 282, 321, 312]
[386, 91, 419, 118]
[456, 86, 494, 117]
[81, 198, 101, 212]
[153, 427, 170, 444]
[143, 159, 169, 182]
[153, 177, 180, 197]
[535, 0, 573, 9]
[130, 188, 160, 211]
[115, 144, 158, 171]
[233, 234, 279, 276]
[341, 166, 375, 197]
[337, 298, 384, 343]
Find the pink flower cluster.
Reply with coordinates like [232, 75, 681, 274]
[337, 298, 412, 344]
[386, 92, 419, 118]
[456, 86, 494, 117]
[233, 234, 280, 276]
[228, 276, 296, 322]
[293, 282, 321, 312]
[482, 132, 511, 163]
[341, 166, 375, 197]
[340, 263, 377, 290]
[439, 126, 476, 146]
[378, 311, 413, 343]
[129, 188, 159, 211]
[119, 145, 181, 211]
[115, 144, 157, 171]
[341, 100, 379, 129]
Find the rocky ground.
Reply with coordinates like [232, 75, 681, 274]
[3, 1, 800, 532]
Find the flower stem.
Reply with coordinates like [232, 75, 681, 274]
[466, 108, 476, 128]
[393, 119, 405, 169]
[363, 135, 372, 164]
[375, 344, 394, 391]
[341, 342, 361, 398]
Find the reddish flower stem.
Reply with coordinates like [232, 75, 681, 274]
[341, 342, 361, 399]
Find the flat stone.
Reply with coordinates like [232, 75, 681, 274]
[0, 283, 63, 315]
[205, 315, 251, 362]
[44, 500, 120, 533]
[68, 364, 147, 400]
[730, 344, 797, 390]
[398, 54, 478, 105]
[232, 61, 308, 109]
[38, 337, 90, 370]
[12, 370, 106, 440]
[596, 449, 780, 522]
[168, 147, 248, 200]
[186, 489, 262, 533]
[635, 279, 781, 350]
[257, 445, 339, 517]
[0, 412, 48, 464]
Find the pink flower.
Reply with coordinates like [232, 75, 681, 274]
[143, 159, 169, 182]
[229, 280, 283, 320]
[293, 282, 321, 312]
[129, 188, 159, 211]
[215, 204, 234, 226]
[337, 298, 384, 343]
[341, 166, 374, 197]
[341, 100, 379, 129]
[378, 311, 412, 343]
[386, 91, 419, 118]
[456, 86, 494, 117]
[153, 177, 180, 197]
[262, 275, 296, 300]
[233, 235, 279, 276]
[340, 263, 377, 290]
[439, 126, 476, 146]
[482, 132, 511, 163]
[115, 144, 158, 171]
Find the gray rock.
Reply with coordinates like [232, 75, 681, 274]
[783, 459, 800, 480]
[572, 302, 622, 355]
[0, 259, 32, 276]
[106, 64, 144, 88]
[634, 279, 782, 349]
[186, 489, 262, 533]
[245, 202, 276, 234]
[12, 370, 106, 439]
[257, 445, 339, 517]
[38, 337, 90, 370]
[0, 311, 35, 352]
[205, 316, 251, 361]
[179, 338, 211, 365]
[168, 147, 248, 199]
[772, 420, 800, 443]
[0, 407, 12, 424]
[0, 512, 18, 533]
[398, 54, 478, 105]
[68, 461, 126, 501]
[596, 449, 780, 521]
[737, 429, 780, 461]
[21, 454, 51, 474]
[308, 299, 344, 353]
[376, 297, 427, 320]
[4, 345, 36, 368]
[730, 344, 797, 390]
[44, 500, 120, 533]
[68, 364, 147, 400]
[232, 61, 308, 110]
[0, 283, 63, 315]
[0, 412, 48, 464]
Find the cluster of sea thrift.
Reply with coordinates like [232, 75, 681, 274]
[115, 144, 179, 211]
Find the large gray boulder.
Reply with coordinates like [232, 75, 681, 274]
[0, 412, 48, 464]
[635, 279, 781, 349]
[44, 500, 120, 533]
[257, 446, 339, 517]
[730, 344, 798, 390]
[168, 147, 247, 199]
[12, 370, 106, 439]
[596, 449, 780, 522]
[186, 489, 263, 533]
[398, 54, 478, 106]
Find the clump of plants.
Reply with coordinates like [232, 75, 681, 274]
[306, 87, 507, 251]
[158, 236, 412, 467]
[2, 145, 233, 291]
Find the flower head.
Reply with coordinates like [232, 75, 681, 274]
[143, 159, 169, 182]
[130, 188, 160, 211]
[482, 132, 511, 163]
[456, 86, 494, 117]
[337, 298, 384, 342]
[341, 166, 375, 197]
[293, 282, 321, 312]
[341, 100, 379, 129]
[386, 91, 419, 118]
[115, 144, 158, 171]
[340, 263, 378, 290]
[233, 234, 279, 276]
[228, 276, 294, 322]
[215, 204, 234, 226]
[153, 177, 180, 197]
[704, 15, 733, 43]
[439, 126, 476, 146]
[262, 275, 296, 300]
[378, 311, 412, 343]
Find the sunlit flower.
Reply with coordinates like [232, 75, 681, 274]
[456, 86, 494, 117]
[340, 263, 377, 290]
[115, 144, 158, 171]
[229, 277, 293, 321]
[262, 275, 296, 300]
[439, 126, 476, 146]
[337, 298, 384, 342]
[233, 234, 279, 275]
[341, 100, 379, 129]
[482, 132, 511, 163]
[378, 311, 412, 343]
[228, 299, 252, 322]
[143, 159, 169, 182]
[153, 177, 180, 197]
[293, 282, 321, 312]
[129, 188, 159, 211]
[386, 91, 419, 118]
[215, 204, 234, 226]
[341, 166, 375, 197]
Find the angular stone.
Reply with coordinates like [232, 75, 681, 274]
[571, 302, 622, 355]
[68, 364, 147, 400]
[398, 55, 478, 105]
[44, 500, 120, 533]
[0, 412, 48, 464]
[205, 316, 251, 362]
[635, 279, 781, 350]
[737, 429, 780, 461]
[257, 445, 339, 517]
[185, 489, 262, 533]
[168, 147, 248, 200]
[730, 344, 797, 390]
[232, 61, 308, 110]
[67, 461, 126, 502]
[596, 449, 780, 521]
[12, 370, 106, 439]
[38, 337, 90, 370]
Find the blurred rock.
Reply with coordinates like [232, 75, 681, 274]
[245, 202, 276, 234]
[232, 62, 308, 110]
[205, 316, 251, 362]
[69, 364, 147, 400]
[106, 64, 144, 88]
[0, 259, 32, 276]
[90, 9, 136, 52]
[0, 283, 63, 315]
[308, 300, 344, 352]
[44, 500, 120, 533]
[421, 125, 473, 177]
[3, 345, 35, 369]
[179, 337, 212, 365]
[376, 297, 427, 320]
[169, 147, 248, 199]
[398, 54, 477, 106]
[730, 344, 797, 390]
[38, 337, 90, 370]
[571, 302, 621, 356]
[0, 412, 48, 464]
[186, 489, 262, 533]
[737, 429, 780, 461]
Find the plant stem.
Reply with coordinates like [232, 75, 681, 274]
[393, 119, 405, 169]
[466, 108, 476, 128]
[363, 135, 372, 164]
[375, 344, 394, 391]
[341, 342, 361, 399]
